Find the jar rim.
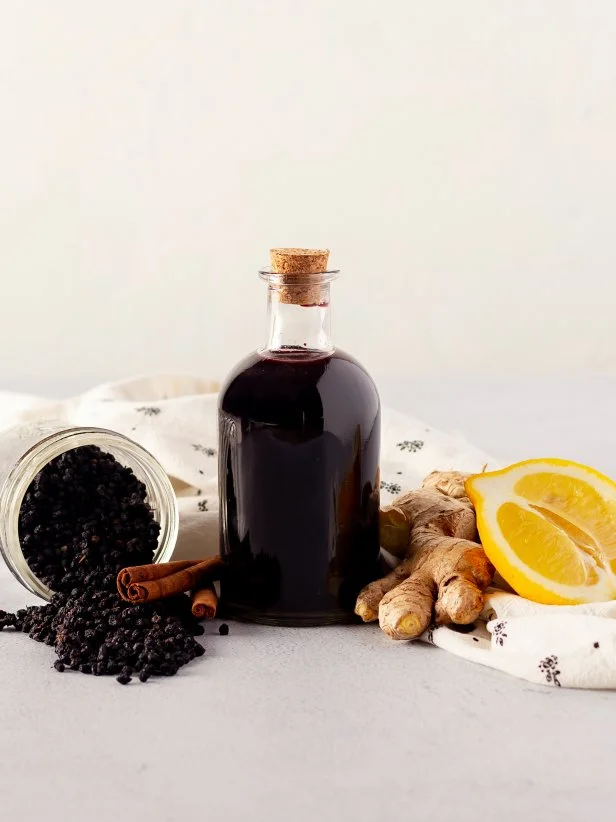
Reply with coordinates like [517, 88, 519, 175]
[0, 425, 178, 601]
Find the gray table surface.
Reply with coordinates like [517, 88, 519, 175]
[1, 375, 615, 822]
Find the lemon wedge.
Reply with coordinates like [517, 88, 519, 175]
[466, 459, 616, 604]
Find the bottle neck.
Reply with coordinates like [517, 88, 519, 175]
[262, 284, 333, 355]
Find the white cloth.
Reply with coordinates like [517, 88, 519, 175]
[0, 374, 494, 560]
[1, 374, 615, 690]
[426, 592, 616, 689]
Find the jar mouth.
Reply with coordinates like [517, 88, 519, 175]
[0, 426, 178, 601]
[258, 267, 340, 286]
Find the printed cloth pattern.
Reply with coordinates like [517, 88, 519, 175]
[2, 374, 615, 689]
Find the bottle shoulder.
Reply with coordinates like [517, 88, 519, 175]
[220, 348, 379, 393]
[330, 348, 379, 389]
[219, 350, 262, 397]
[219, 348, 380, 421]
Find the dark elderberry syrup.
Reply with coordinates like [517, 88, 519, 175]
[218, 250, 381, 625]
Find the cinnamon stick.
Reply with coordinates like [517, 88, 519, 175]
[118, 560, 198, 591]
[191, 584, 218, 620]
[117, 556, 224, 603]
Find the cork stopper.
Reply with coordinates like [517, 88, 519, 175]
[269, 248, 330, 306]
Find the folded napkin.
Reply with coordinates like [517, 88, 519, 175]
[1, 374, 615, 689]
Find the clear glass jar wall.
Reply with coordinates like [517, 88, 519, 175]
[0, 422, 178, 600]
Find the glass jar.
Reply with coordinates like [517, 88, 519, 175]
[0, 422, 178, 600]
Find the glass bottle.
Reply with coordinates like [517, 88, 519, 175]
[218, 248, 381, 625]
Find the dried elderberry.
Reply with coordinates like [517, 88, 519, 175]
[1, 445, 206, 684]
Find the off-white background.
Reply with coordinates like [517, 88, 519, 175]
[2, 8, 616, 820]
[1, 1, 615, 393]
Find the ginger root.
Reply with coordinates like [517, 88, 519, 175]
[355, 470, 494, 640]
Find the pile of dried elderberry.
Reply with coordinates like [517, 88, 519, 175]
[0, 445, 205, 684]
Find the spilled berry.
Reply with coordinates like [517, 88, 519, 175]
[2, 445, 205, 683]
